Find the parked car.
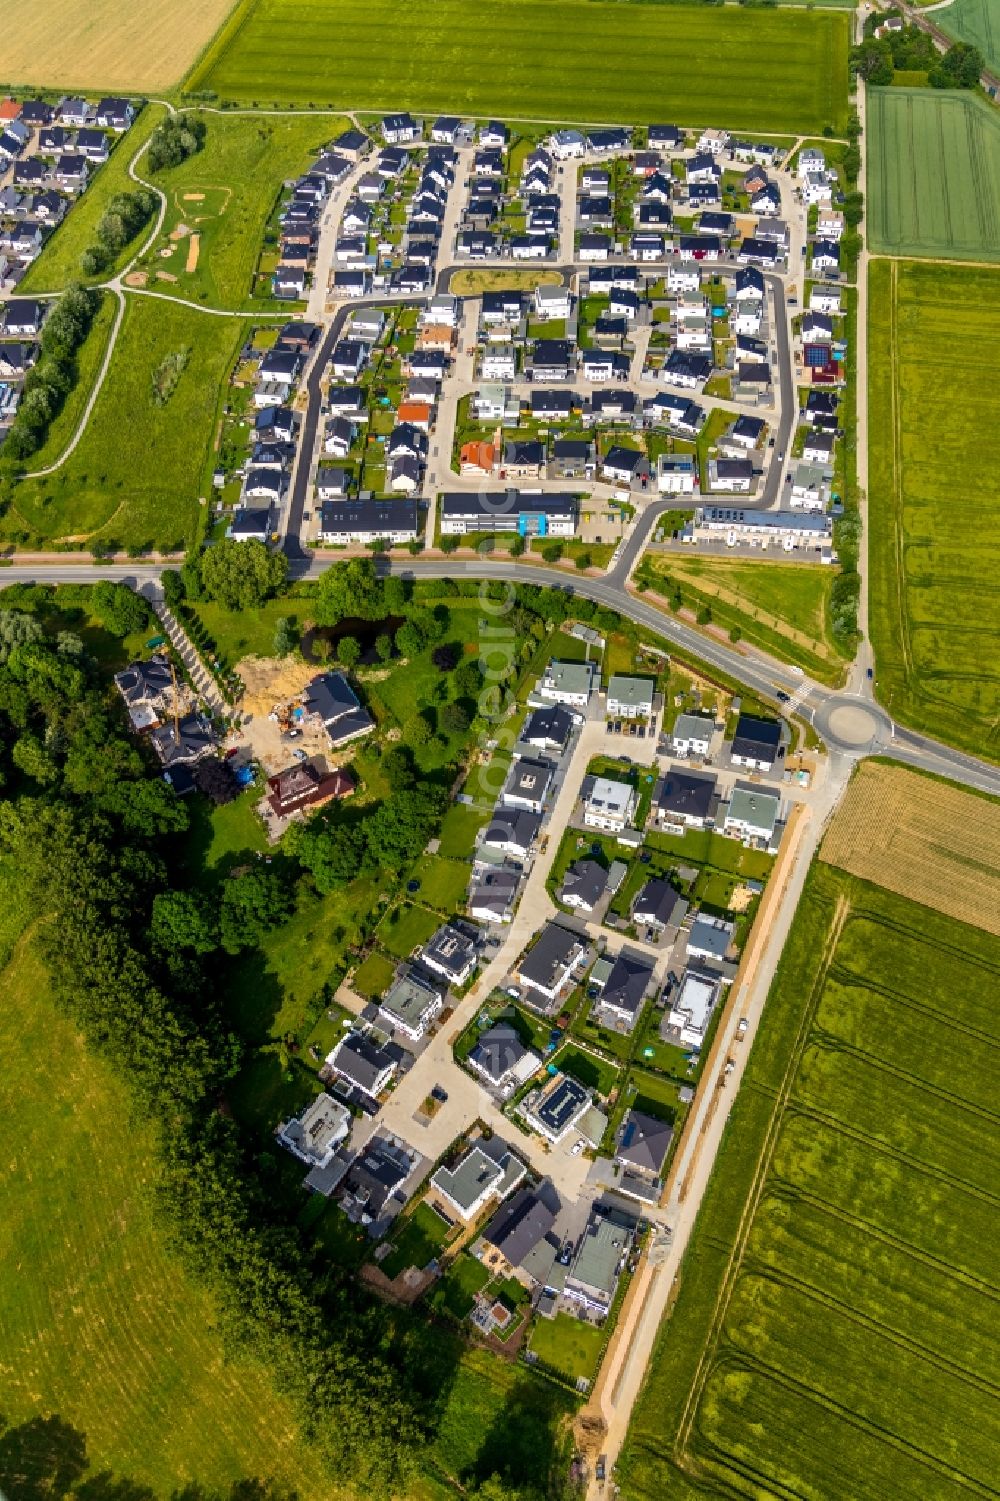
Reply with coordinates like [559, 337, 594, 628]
[596, 1456, 607, 1483]
[736, 1017, 749, 1039]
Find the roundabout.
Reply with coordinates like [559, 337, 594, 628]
[814, 694, 893, 754]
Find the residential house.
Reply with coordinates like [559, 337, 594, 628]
[607, 675, 655, 719]
[379, 968, 444, 1043]
[420, 923, 479, 989]
[431, 1140, 527, 1222]
[326, 1031, 398, 1101]
[2, 298, 43, 336]
[802, 430, 835, 465]
[113, 654, 175, 732]
[560, 860, 608, 914]
[303, 671, 374, 747]
[469, 868, 521, 925]
[460, 440, 496, 478]
[523, 1073, 593, 1142]
[317, 498, 419, 545]
[616, 1109, 673, 1184]
[669, 707, 715, 755]
[632, 878, 687, 935]
[552, 438, 596, 478]
[503, 439, 545, 479]
[480, 1186, 559, 1283]
[265, 763, 353, 821]
[276, 1093, 350, 1195]
[730, 713, 781, 771]
[522, 704, 575, 753]
[723, 784, 781, 849]
[538, 658, 599, 707]
[692, 505, 833, 552]
[439, 489, 576, 538]
[564, 1206, 635, 1313]
[687, 914, 736, 964]
[708, 458, 754, 494]
[341, 1135, 415, 1228]
[468, 1023, 542, 1094]
[583, 776, 637, 833]
[595, 952, 654, 1030]
[517, 922, 589, 1007]
[656, 454, 697, 495]
[668, 967, 722, 1048]
[501, 756, 555, 815]
[653, 768, 716, 831]
[478, 807, 542, 864]
[790, 460, 831, 511]
[602, 446, 649, 487]
[381, 113, 418, 143]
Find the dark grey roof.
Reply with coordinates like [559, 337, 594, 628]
[422, 922, 477, 980]
[114, 654, 173, 706]
[470, 1021, 528, 1081]
[537, 1075, 590, 1131]
[732, 713, 781, 762]
[617, 1109, 673, 1174]
[657, 769, 716, 820]
[482, 806, 541, 851]
[346, 1137, 412, 1213]
[561, 860, 607, 911]
[601, 952, 654, 1017]
[522, 704, 574, 749]
[520, 921, 585, 990]
[632, 877, 686, 930]
[484, 1187, 556, 1266]
[149, 712, 216, 767]
[304, 671, 374, 743]
[332, 1033, 397, 1094]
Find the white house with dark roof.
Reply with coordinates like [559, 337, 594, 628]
[583, 776, 637, 833]
[501, 756, 554, 815]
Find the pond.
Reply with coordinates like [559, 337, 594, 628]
[301, 615, 405, 666]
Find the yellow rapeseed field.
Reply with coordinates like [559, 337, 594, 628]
[821, 760, 1000, 936]
[3, 0, 237, 92]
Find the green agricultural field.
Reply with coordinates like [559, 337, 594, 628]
[0, 296, 242, 552]
[19, 105, 166, 294]
[868, 258, 1000, 759]
[619, 856, 1000, 1501]
[935, 0, 1000, 73]
[639, 553, 849, 685]
[189, 0, 849, 134]
[136, 111, 337, 309]
[867, 88, 1000, 260]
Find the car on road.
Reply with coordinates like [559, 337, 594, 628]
[596, 1455, 607, 1483]
[867, 666, 874, 680]
[736, 1017, 749, 1040]
[776, 689, 790, 703]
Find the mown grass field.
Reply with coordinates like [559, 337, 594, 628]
[19, 106, 166, 295]
[619, 855, 1000, 1501]
[0, 296, 242, 553]
[867, 258, 1000, 760]
[640, 553, 849, 685]
[1, 0, 237, 91]
[935, 0, 1000, 74]
[867, 88, 1000, 261]
[189, 0, 850, 134]
[136, 111, 336, 309]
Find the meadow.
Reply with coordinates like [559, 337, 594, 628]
[0, 296, 242, 552]
[867, 88, 1000, 261]
[935, 0, 1000, 74]
[639, 553, 848, 685]
[618, 855, 1000, 1501]
[8, 291, 118, 473]
[135, 111, 338, 309]
[19, 106, 167, 295]
[188, 0, 850, 134]
[867, 258, 1000, 759]
[0, 0, 237, 91]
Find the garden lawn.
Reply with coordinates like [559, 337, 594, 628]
[529, 1312, 606, 1384]
[618, 858, 1000, 1501]
[19, 106, 166, 293]
[380, 1200, 453, 1279]
[552, 1043, 619, 1099]
[0, 936, 334, 1499]
[187, 589, 319, 665]
[378, 900, 440, 958]
[644, 827, 774, 881]
[139, 111, 337, 309]
[867, 258, 1000, 760]
[437, 800, 490, 858]
[409, 853, 471, 912]
[353, 949, 397, 999]
[867, 88, 1000, 261]
[429, 1253, 492, 1319]
[190, 0, 849, 134]
[0, 297, 242, 552]
[641, 554, 848, 685]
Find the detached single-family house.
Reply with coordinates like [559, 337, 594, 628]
[670, 710, 716, 758]
[583, 776, 637, 833]
[596, 952, 654, 1030]
[539, 658, 598, 708]
[326, 1032, 398, 1101]
[501, 756, 555, 815]
[468, 1024, 541, 1094]
[653, 768, 716, 832]
[632, 877, 686, 935]
[431, 1140, 526, 1222]
[517, 922, 589, 1008]
[379, 968, 444, 1043]
[560, 859, 609, 914]
[668, 968, 722, 1048]
[420, 922, 479, 989]
[607, 675, 655, 720]
[729, 713, 781, 771]
[276, 1093, 350, 1195]
[303, 671, 374, 748]
[723, 784, 781, 849]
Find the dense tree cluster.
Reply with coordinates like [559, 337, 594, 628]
[1, 285, 99, 460]
[199, 537, 289, 610]
[147, 112, 207, 173]
[81, 188, 158, 275]
[850, 24, 980, 87]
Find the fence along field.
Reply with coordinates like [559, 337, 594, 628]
[867, 88, 1000, 261]
[1, 0, 237, 91]
[867, 257, 1000, 761]
[618, 854, 1000, 1501]
[821, 760, 1000, 934]
[187, 0, 850, 134]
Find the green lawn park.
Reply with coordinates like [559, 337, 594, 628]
[867, 88, 1000, 262]
[618, 856, 1000, 1500]
[134, 110, 337, 309]
[867, 258, 1000, 760]
[188, 0, 849, 134]
[0, 295, 242, 553]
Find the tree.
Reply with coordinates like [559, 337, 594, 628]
[439, 534, 459, 554]
[161, 568, 185, 607]
[148, 113, 206, 173]
[432, 643, 459, 671]
[696, 605, 712, 625]
[337, 634, 361, 668]
[574, 550, 592, 570]
[200, 539, 288, 611]
[273, 615, 297, 656]
[364, 788, 443, 870]
[509, 534, 525, 557]
[394, 621, 424, 658]
[440, 702, 468, 736]
[382, 745, 415, 790]
[219, 867, 294, 952]
[151, 889, 219, 954]
[0, 610, 44, 663]
[849, 37, 893, 85]
[296, 820, 369, 892]
[930, 41, 983, 88]
[404, 713, 431, 747]
[92, 580, 149, 638]
[453, 657, 483, 700]
[11, 732, 59, 785]
[375, 632, 393, 663]
[314, 558, 385, 625]
[541, 542, 563, 563]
